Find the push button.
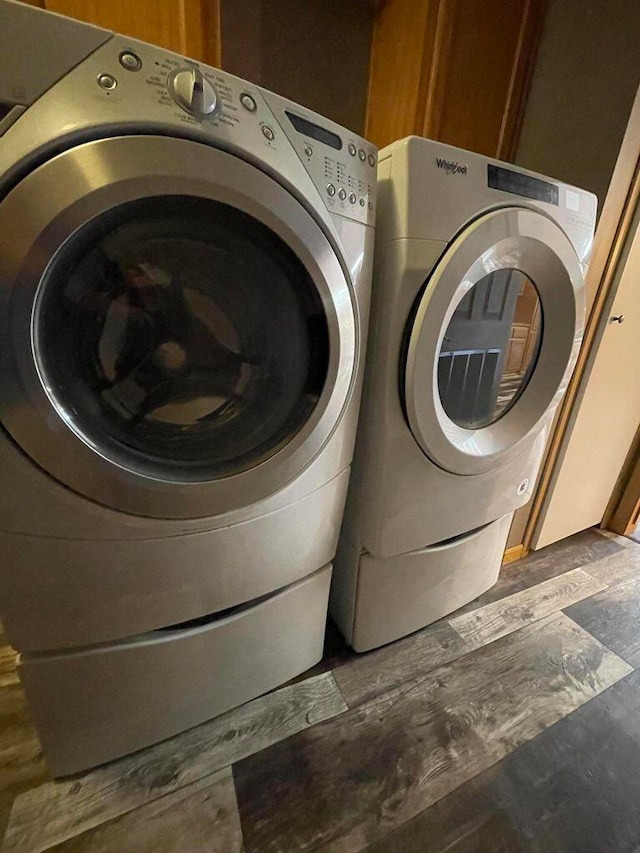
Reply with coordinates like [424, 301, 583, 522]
[119, 51, 142, 71]
[338, 188, 347, 200]
[261, 124, 275, 141]
[326, 183, 336, 196]
[240, 92, 257, 112]
[97, 73, 117, 90]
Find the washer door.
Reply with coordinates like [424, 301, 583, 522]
[0, 135, 356, 518]
[403, 207, 585, 475]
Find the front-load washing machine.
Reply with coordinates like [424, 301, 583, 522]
[0, 1, 376, 774]
[331, 136, 595, 652]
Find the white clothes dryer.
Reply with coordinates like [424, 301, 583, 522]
[331, 136, 595, 652]
[0, 1, 376, 774]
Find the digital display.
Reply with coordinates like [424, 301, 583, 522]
[488, 164, 559, 206]
[285, 111, 342, 151]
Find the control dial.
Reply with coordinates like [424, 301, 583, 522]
[169, 66, 219, 117]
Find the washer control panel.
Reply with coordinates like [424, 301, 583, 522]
[273, 104, 376, 225]
[81, 37, 376, 227]
[282, 109, 376, 223]
[168, 66, 220, 117]
[143, 54, 236, 127]
[321, 146, 375, 213]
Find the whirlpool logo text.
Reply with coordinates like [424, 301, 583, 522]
[435, 158, 468, 175]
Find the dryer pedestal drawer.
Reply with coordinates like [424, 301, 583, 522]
[351, 514, 512, 652]
[19, 564, 331, 777]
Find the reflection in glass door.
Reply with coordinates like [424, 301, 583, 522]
[437, 270, 542, 429]
[34, 195, 330, 480]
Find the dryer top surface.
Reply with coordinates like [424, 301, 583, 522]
[377, 136, 596, 264]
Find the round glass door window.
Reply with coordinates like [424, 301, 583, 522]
[437, 270, 542, 429]
[33, 195, 329, 480]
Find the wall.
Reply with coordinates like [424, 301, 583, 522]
[515, 0, 640, 209]
[221, 0, 375, 135]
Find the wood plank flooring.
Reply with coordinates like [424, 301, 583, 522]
[367, 670, 640, 853]
[2, 673, 346, 853]
[448, 567, 606, 646]
[566, 575, 640, 667]
[235, 614, 631, 852]
[451, 527, 625, 616]
[46, 769, 242, 853]
[2, 527, 640, 852]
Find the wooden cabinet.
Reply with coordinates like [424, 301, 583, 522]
[506, 285, 541, 375]
[18, 0, 545, 154]
[366, 0, 548, 158]
[38, 0, 220, 66]
[505, 325, 529, 374]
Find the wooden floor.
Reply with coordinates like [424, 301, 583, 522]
[2, 528, 640, 852]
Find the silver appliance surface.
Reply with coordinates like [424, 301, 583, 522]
[21, 564, 333, 776]
[0, 0, 375, 773]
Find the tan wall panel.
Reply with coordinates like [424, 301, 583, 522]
[506, 503, 529, 549]
[516, 0, 640, 208]
[223, 0, 374, 135]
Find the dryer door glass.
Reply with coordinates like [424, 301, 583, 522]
[34, 195, 330, 480]
[438, 272, 542, 429]
[402, 206, 585, 476]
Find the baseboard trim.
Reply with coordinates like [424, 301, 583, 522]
[502, 544, 528, 565]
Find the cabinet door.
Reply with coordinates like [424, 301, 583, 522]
[506, 327, 529, 375]
[366, 0, 547, 158]
[533, 213, 640, 548]
[44, 0, 220, 65]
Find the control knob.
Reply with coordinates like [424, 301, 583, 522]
[169, 66, 219, 117]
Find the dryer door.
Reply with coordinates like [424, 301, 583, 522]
[403, 207, 585, 475]
[0, 135, 356, 518]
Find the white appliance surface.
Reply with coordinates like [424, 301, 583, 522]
[331, 135, 595, 651]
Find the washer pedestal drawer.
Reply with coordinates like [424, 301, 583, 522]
[351, 514, 512, 652]
[19, 564, 331, 777]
